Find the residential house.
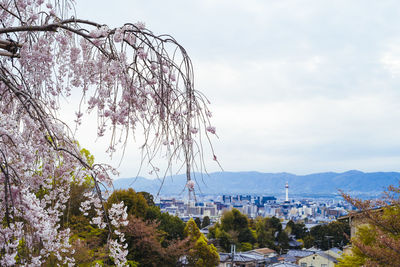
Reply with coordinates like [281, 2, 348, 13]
[325, 248, 343, 259]
[297, 252, 338, 267]
[248, 247, 277, 258]
[286, 250, 317, 265]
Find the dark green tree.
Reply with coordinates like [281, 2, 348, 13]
[195, 217, 202, 229]
[253, 216, 289, 251]
[303, 234, 315, 249]
[238, 227, 256, 244]
[202, 216, 211, 228]
[209, 209, 256, 251]
[286, 220, 308, 239]
[144, 205, 162, 221]
[255, 217, 275, 248]
[309, 221, 350, 250]
[215, 228, 232, 252]
[277, 231, 289, 250]
[221, 209, 248, 232]
[138, 191, 155, 206]
[266, 216, 282, 232]
[158, 212, 186, 242]
[107, 188, 148, 218]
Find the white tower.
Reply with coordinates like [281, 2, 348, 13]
[285, 181, 289, 202]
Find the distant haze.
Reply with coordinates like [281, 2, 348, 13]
[112, 170, 400, 197]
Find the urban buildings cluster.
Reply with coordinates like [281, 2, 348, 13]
[156, 182, 351, 225]
[155, 182, 355, 266]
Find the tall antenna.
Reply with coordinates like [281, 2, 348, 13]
[285, 181, 289, 202]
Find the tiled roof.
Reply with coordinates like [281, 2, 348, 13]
[287, 249, 315, 257]
[269, 262, 301, 267]
[280, 254, 297, 263]
[250, 247, 277, 255]
[318, 252, 339, 263]
[219, 252, 265, 263]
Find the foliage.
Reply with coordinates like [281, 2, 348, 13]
[0, 0, 214, 265]
[308, 221, 350, 250]
[194, 217, 202, 229]
[254, 216, 289, 251]
[144, 205, 162, 221]
[63, 188, 188, 266]
[202, 215, 211, 228]
[210, 210, 291, 252]
[266, 216, 283, 232]
[240, 242, 253, 251]
[221, 208, 249, 232]
[108, 188, 186, 240]
[185, 218, 219, 266]
[255, 217, 275, 249]
[221, 208, 256, 246]
[208, 223, 232, 252]
[286, 220, 307, 239]
[138, 191, 155, 207]
[216, 228, 233, 252]
[107, 189, 148, 218]
[158, 212, 186, 242]
[302, 234, 315, 249]
[106, 189, 186, 245]
[212, 209, 347, 254]
[123, 216, 190, 267]
[185, 218, 203, 241]
[276, 231, 288, 250]
[338, 186, 400, 266]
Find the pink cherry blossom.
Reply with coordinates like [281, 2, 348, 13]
[206, 126, 216, 134]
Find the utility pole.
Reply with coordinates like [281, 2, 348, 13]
[231, 244, 236, 267]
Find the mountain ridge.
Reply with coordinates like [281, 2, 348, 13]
[111, 170, 400, 196]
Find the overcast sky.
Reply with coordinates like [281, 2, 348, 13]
[71, 0, 400, 177]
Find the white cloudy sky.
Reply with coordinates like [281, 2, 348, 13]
[71, 0, 400, 177]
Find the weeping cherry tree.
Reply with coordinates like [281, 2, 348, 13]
[0, 0, 216, 265]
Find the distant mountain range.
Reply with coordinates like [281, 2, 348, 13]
[112, 170, 400, 197]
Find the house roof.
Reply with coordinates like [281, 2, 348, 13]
[265, 257, 279, 264]
[219, 254, 230, 262]
[219, 252, 265, 263]
[287, 249, 315, 258]
[269, 262, 301, 267]
[250, 247, 277, 255]
[318, 252, 339, 263]
[297, 251, 339, 263]
[307, 247, 322, 252]
[329, 247, 343, 255]
[280, 254, 297, 263]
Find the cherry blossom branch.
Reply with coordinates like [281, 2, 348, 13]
[0, 0, 217, 265]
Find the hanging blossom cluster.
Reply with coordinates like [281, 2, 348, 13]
[0, 0, 216, 265]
